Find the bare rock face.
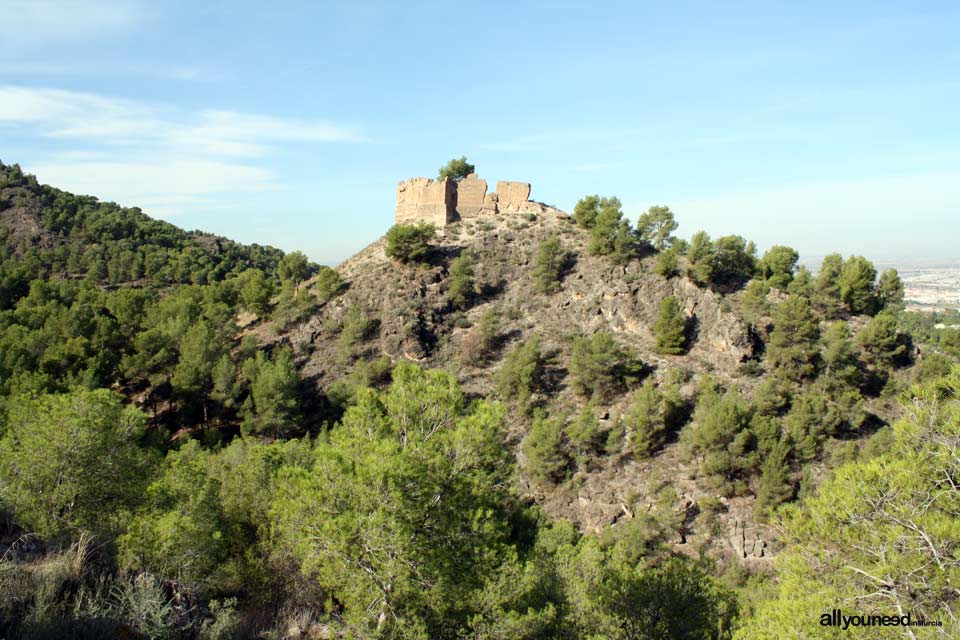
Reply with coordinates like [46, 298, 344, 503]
[496, 181, 532, 209]
[730, 519, 767, 559]
[455, 173, 487, 218]
[395, 177, 455, 227]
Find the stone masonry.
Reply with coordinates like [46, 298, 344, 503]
[395, 177, 456, 226]
[395, 173, 564, 226]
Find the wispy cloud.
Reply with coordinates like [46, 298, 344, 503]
[1, 0, 146, 47]
[0, 86, 362, 155]
[0, 85, 364, 217]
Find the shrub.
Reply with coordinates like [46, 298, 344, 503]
[532, 234, 567, 294]
[569, 332, 644, 401]
[523, 411, 569, 485]
[447, 250, 476, 309]
[495, 337, 546, 413]
[624, 380, 667, 458]
[654, 295, 686, 354]
[385, 222, 436, 264]
[313, 266, 345, 302]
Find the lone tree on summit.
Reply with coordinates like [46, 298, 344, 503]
[438, 156, 475, 181]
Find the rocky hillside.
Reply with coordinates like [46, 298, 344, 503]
[259, 207, 913, 568]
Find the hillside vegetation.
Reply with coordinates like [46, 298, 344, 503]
[1, 160, 959, 639]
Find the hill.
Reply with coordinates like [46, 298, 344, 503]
[2, 164, 959, 638]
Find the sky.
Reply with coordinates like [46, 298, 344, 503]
[1, 1, 958, 265]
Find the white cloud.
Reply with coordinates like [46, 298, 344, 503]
[0, 85, 363, 218]
[0, 0, 145, 47]
[0, 86, 362, 155]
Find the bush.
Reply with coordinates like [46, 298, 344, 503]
[385, 222, 436, 263]
[495, 337, 546, 413]
[655, 247, 680, 278]
[523, 411, 569, 485]
[0, 389, 157, 541]
[340, 304, 377, 349]
[447, 250, 476, 309]
[461, 310, 498, 363]
[624, 380, 667, 458]
[313, 266, 345, 302]
[532, 234, 567, 294]
[654, 295, 686, 354]
[569, 332, 644, 401]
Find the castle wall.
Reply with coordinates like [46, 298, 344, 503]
[395, 177, 456, 226]
[454, 173, 487, 218]
[394, 174, 562, 225]
[495, 180, 531, 208]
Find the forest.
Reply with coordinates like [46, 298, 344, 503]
[1, 159, 959, 639]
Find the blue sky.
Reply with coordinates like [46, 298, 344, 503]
[1, 1, 958, 264]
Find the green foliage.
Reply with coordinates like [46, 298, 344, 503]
[587, 198, 636, 263]
[636, 205, 678, 251]
[437, 156, 475, 181]
[739, 370, 960, 638]
[339, 304, 377, 349]
[235, 268, 273, 315]
[460, 309, 498, 364]
[767, 295, 820, 380]
[685, 231, 716, 286]
[240, 347, 301, 436]
[275, 250, 311, 290]
[785, 264, 813, 297]
[819, 321, 861, 387]
[740, 279, 770, 326]
[815, 252, 843, 301]
[447, 250, 476, 309]
[751, 377, 791, 417]
[857, 310, 906, 368]
[532, 234, 567, 294]
[385, 222, 436, 264]
[686, 387, 756, 494]
[876, 267, 905, 311]
[569, 332, 644, 401]
[654, 295, 686, 355]
[573, 194, 621, 230]
[313, 265, 345, 302]
[271, 363, 512, 637]
[711, 235, 758, 285]
[759, 245, 798, 289]
[838, 255, 877, 314]
[754, 440, 793, 518]
[495, 336, 546, 413]
[0, 389, 157, 541]
[624, 379, 668, 458]
[654, 245, 680, 278]
[523, 411, 570, 485]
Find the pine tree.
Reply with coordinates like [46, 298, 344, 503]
[767, 295, 820, 380]
[625, 379, 667, 458]
[654, 295, 686, 354]
[754, 439, 794, 518]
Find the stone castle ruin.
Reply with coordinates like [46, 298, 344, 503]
[395, 173, 565, 226]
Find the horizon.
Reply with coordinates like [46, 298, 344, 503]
[1, 1, 958, 265]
